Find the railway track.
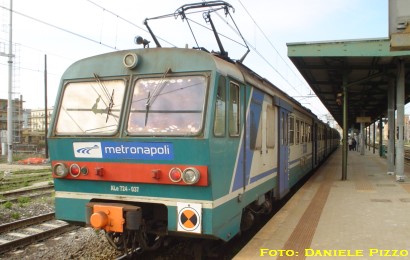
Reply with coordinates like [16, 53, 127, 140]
[404, 146, 410, 165]
[0, 185, 54, 204]
[368, 144, 410, 164]
[0, 171, 53, 193]
[405, 148, 410, 160]
[0, 212, 77, 254]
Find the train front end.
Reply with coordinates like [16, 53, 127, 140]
[48, 48, 234, 252]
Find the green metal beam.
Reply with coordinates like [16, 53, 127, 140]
[288, 38, 410, 57]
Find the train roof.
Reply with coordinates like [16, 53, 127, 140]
[61, 47, 243, 82]
[232, 59, 318, 120]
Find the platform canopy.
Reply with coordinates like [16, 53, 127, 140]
[287, 38, 410, 129]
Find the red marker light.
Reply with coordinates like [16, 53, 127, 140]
[70, 164, 81, 177]
[169, 168, 182, 182]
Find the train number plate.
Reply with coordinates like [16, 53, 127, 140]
[110, 185, 140, 193]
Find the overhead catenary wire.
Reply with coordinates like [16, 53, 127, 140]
[235, 0, 329, 117]
[0, 61, 60, 76]
[236, 0, 310, 94]
[204, 1, 305, 97]
[1, 1, 329, 118]
[85, 0, 176, 47]
[86, 0, 326, 118]
[0, 4, 117, 50]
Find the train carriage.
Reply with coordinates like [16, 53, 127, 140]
[287, 109, 314, 187]
[48, 2, 339, 256]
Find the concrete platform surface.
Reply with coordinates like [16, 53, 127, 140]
[234, 148, 410, 259]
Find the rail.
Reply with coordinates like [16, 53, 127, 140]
[0, 212, 77, 254]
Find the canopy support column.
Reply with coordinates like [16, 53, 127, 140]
[360, 122, 365, 155]
[379, 117, 383, 157]
[387, 78, 395, 175]
[396, 59, 405, 182]
[368, 124, 371, 151]
[342, 76, 348, 181]
[373, 122, 376, 154]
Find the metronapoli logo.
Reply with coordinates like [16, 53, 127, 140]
[76, 145, 100, 154]
[73, 142, 103, 158]
[72, 141, 174, 160]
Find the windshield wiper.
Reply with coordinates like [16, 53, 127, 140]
[106, 89, 115, 122]
[144, 91, 151, 126]
[144, 68, 171, 125]
[146, 67, 171, 107]
[93, 73, 115, 122]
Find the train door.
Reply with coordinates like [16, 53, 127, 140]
[277, 107, 290, 199]
[228, 80, 248, 193]
[272, 97, 292, 199]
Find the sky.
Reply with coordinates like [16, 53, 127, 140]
[0, 0, 389, 123]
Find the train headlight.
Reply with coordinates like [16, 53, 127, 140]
[182, 167, 200, 185]
[169, 167, 182, 182]
[53, 163, 68, 178]
[123, 53, 139, 69]
[70, 164, 81, 178]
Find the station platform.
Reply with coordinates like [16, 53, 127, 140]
[234, 148, 410, 259]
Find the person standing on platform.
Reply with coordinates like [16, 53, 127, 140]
[352, 137, 357, 151]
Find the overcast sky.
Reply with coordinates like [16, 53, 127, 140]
[0, 0, 388, 122]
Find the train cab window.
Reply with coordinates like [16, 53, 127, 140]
[214, 76, 226, 136]
[289, 116, 294, 145]
[266, 105, 275, 148]
[296, 119, 300, 144]
[127, 75, 207, 135]
[55, 79, 126, 135]
[307, 124, 311, 142]
[229, 82, 240, 136]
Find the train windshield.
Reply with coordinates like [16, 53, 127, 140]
[127, 75, 207, 135]
[55, 79, 126, 135]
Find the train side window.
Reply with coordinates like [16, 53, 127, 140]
[266, 105, 275, 148]
[296, 119, 300, 144]
[303, 122, 307, 143]
[307, 124, 311, 142]
[289, 116, 294, 145]
[301, 121, 305, 144]
[250, 100, 262, 150]
[214, 76, 226, 136]
[319, 127, 322, 141]
[229, 82, 240, 136]
[283, 112, 288, 145]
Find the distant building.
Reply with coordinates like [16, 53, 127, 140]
[0, 98, 53, 154]
[367, 115, 410, 145]
[20, 108, 53, 153]
[30, 108, 53, 132]
[0, 97, 24, 146]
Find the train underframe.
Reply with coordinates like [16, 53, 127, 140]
[86, 201, 167, 254]
[85, 192, 274, 257]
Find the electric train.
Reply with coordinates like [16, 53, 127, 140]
[48, 1, 339, 256]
